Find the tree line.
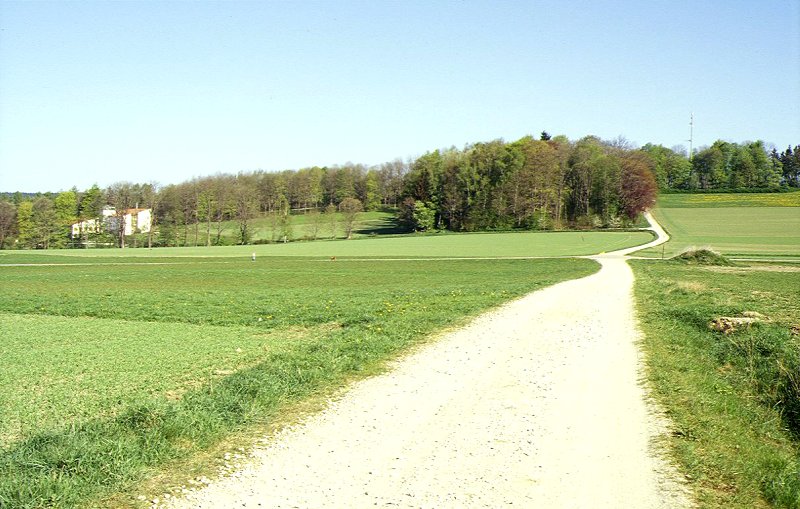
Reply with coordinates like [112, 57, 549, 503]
[0, 133, 797, 250]
[643, 140, 799, 191]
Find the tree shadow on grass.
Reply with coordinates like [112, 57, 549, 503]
[355, 216, 406, 236]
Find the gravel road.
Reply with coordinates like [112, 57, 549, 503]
[164, 212, 691, 508]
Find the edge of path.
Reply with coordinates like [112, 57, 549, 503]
[153, 209, 694, 508]
[604, 210, 670, 258]
[155, 210, 694, 509]
[599, 211, 695, 507]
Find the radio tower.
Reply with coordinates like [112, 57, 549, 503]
[688, 113, 694, 160]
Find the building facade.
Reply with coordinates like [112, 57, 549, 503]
[71, 207, 152, 239]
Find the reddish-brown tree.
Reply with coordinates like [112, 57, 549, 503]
[620, 152, 658, 219]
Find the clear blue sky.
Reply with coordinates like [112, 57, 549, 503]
[1, 0, 798, 193]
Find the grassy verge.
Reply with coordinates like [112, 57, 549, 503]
[0, 256, 598, 508]
[632, 260, 800, 508]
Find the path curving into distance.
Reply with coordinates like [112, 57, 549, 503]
[164, 211, 690, 509]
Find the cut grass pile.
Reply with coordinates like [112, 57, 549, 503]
[0, 252, 599, 508]
[0, 229, 653, 261]
[635, 191, 800, 259]
[632, 260, 800, 508]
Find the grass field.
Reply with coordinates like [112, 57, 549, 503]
[657, 192, 800, 208]
[633, 260, 800, 508]
[0, 257, 601, 439]
[1, 229, 653, 262]
[102, 210, 400, 249]
[633, 192, 800, 507]
[635, 192, 800, 259]
[210, 209, 403, 243]
[0, 229, 627, 508]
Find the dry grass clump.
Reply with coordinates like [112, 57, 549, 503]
[674, 280, 708, 293]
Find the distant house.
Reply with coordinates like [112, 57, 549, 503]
[107, 207, 152, 236]
[71, 207, 152, 238]
[71, 217, 101, 237]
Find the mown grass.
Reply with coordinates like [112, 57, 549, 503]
[0, 229, 653, 261]
[0, 313, 329, 446]
[0, 254, 599, 508]
[210, 209, 402, 243]
[657, 191, 800, 208]
[649, 207, 800, 257]
[632, 260, 800, 508]
[635, 192, 800, 259]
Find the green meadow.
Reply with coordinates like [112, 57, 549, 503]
[2, 229, 653, 261]
[636, 191, 800, 259]
[631, 191, 800, 507]
[209, 209, 403, 243]
[0, 229, 651, 507]
[0, 256, 599, 444]
[633, 260, 800, 508]
[657, 192, 800, 208]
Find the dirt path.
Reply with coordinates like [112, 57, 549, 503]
[164, 213, 690, 508]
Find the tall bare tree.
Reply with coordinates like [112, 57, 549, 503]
[140, 182, 159, 248]
[234, 174, 259, 244]
[339, 197, 363, 239]
[106, 182, 135, 248]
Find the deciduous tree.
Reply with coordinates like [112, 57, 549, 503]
[79, 184, 103, 219]
[364, 170, 381, 211]
[53, 190, 78, 248]
[339, 197, 363, 239]
[277, 195, 292, 242]
[16, 201, 34, 248]
[378, 159, 407, 207]
[325, 203, 338, 239]
[197, 181, 216, 247]
[620, 152, 657, 219]
[106, 182, 135, 248]
[640, 144, 691, 190]
[0, 201, 17, 249]
[234, 175, 259, 245]
[31, 196, 59, 249]
[412, 201, 436, 231]
[140, 182, 159, 248]
[305, 208, 323, 240]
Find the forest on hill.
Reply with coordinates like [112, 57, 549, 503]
[0, 133, 798, 249]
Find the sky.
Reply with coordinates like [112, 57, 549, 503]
[1, 1, 798, 193]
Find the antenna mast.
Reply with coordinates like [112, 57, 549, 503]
[688, 113, 694, 160]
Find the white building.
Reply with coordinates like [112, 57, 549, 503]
[123, 208, 152, 236]
[71, 217, 101, 237]
[71, 207, 152, 238]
